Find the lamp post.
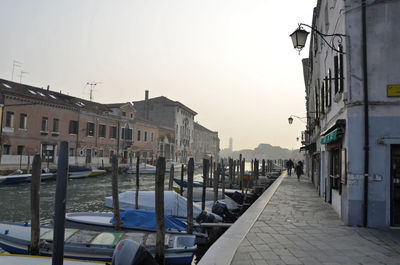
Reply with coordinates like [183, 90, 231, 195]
[290, 23, 346, 54]
[288, 115, 307, 125]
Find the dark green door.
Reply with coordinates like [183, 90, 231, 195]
[391, 145, 400, 226]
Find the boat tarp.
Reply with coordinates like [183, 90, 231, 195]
[104, 190, 221, 220]
[110, 209, 186, 231]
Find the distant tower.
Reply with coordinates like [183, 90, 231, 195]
[229, 137, 233, 151]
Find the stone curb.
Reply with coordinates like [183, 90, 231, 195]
[198, 171, 287, 265]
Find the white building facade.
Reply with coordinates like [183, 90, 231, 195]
[302, 0, 400, 228]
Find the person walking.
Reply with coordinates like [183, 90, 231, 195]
[286, 159, 294, 176]
[295, 161, 304, 181]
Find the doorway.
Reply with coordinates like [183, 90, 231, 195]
[391, 145, 400, 226]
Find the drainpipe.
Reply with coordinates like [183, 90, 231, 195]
[362, 0, 369, 227]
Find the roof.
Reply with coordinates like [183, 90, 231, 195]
[0, 78, 110, 113]
[194, 122, 218, 134]
[133, 96, 197, 116]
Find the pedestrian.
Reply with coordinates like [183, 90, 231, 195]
[286, 159, 294, 176]
[295, 162, 304, 181]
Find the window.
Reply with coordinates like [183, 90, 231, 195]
[5, 112, 14, 127]
[334, 47, 344, 94]
[17, 145, 24, 155]
[87, 122, 95, 136]
[99, 149, 104, 157]
[69, 120, 78, 134]
[320, 83, 325, 114]
[41, 117, 48, 131]
[99, 124, 106, 138]
[151, 132, 154, 142]
[53, 118, 59, 132]
[144, 131, 148, 142]
[314, 86, 319, 119]
[130, 113, 133, 118]
[326, 70, 332, 107]
[121, 127, 133, 140]
[3, 145, 10, 155]
[69, 148, 75, 156]
[122, 111, 126, 116]
[137, 130, 141, 141]
[110, 126, 117, 139]
[19, 114, 27, 129]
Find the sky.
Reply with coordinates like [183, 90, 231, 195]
[0, 0, 316, 151]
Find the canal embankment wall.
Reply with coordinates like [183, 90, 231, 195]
[198, 171, 286, 265]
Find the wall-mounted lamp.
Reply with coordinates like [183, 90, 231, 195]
[290, 23, 346, 54]
[288, 115, 307, 125]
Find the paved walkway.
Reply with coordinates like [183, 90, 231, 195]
[231, 174, 400, 265]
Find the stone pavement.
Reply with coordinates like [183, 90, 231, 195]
[231, 174, 400, 265]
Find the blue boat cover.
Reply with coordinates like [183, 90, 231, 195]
[110, 209, 187, 231]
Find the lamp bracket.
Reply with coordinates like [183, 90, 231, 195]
[297, 23, 347, 54]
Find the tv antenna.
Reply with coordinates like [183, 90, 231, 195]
[19, 70, 29, 83]
[12, 60, 21, 81]
[86, 82, 101, 101]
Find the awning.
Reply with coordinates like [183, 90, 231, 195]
[320, 119, 345, 145]
[300, 142, 316, 152]
[321, 129, 338, 144]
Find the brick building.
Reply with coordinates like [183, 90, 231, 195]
[0, 79, 158, 169]
[193, 122, 220, 163]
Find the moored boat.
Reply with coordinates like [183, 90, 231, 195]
[125, 163, 156, 174]
[65, 210, 208, 244]
[0, 222, 196, 265]
[68, 166, 106, 179]
[0, 254, 106, 265]
[0, 171, 56, 185]
[104, 190, 222, 221]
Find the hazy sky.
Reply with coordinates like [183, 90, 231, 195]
[0, 0, 315, 151]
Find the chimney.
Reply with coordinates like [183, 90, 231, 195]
[145, 90, 149, 120]
[47, 85, 50, 91]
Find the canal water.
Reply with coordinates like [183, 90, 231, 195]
[0, 171, 205, 254]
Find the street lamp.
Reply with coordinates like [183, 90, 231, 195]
[290, 23, 346, 54]
[288, 115, 307, 125]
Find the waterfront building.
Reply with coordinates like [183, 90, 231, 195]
[0, 79, 158, 169]
[193, 122, 220, 163]
[300, 0, 400, 227]
[133, 91, 197, 163]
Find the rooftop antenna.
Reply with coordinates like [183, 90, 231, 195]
[12, 60, 21, 81]
[86, 82, 101, 101]
[19, 70, 29, 83]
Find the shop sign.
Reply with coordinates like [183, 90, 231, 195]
[321, 129, 338, 145]
[388, 85, 400, 97]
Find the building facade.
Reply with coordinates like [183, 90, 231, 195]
[193, 122, 220, 163]
[0, 79, 159, 169]
[133, 92, 197, 163]
[301, 0, 400, 228]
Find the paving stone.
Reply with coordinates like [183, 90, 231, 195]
[230, 175, 400, 265]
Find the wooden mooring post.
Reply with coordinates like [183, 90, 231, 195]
[255, 159, 259, 186]
[155, 157, 166, 265]
[180, 164, 184, 196]
[209, 156, 213, 187]
[241, 158, 245, 194]
[201, 158, 209, 211]
[262, 159, 266, 176]
[168, 164, 174, 190]
[233, 159, 236, 186]
[52, 141, 68, 265]
[30, 154, 41, 255]
[229, 158, 233, 189]
[187, 158, 194, 234]
[135, 156, 139, 209]
[221, 159, 225, 199]
[213, 163, 219, 203]
[112, 155, 121, 230]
